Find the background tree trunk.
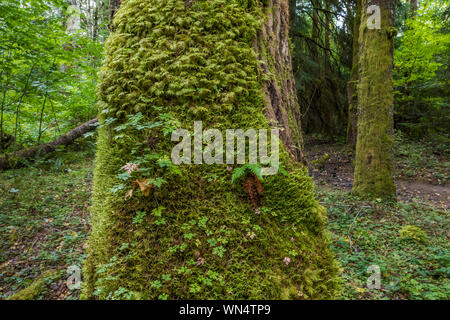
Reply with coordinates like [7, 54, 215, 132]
[346, 0, 361, 149]
[255, 0, 305, 162]
[352, 0, 397, 199]
[109, 0, 121, 28]
[410, 0, 418, 16]
[82, 0, 339, 300]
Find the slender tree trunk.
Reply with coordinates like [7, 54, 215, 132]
[0, 78, 11, 151]
[289, 0, 297, 25]
[311, 0, 321, 59]
[410, 0, 418, 15]
[93, 4, 99, 41]
[37, 92, 48, 145]
[83, 0, 339, 300]
[13, 66, 34, 153]
[48, 98, 61, 135]
[324, 1, 331, 71]
[352, 0, 397, 199]
[346, 0, 361, 149]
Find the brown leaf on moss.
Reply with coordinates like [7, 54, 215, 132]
[243, 174, 264, 207]
[132, 179, 153, 196]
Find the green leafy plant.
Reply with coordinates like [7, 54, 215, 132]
[231, 164, 262, 183]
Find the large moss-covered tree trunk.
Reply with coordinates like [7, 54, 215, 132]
[346, 0, 361, 149]
[83, 0, 339, 300]
[352, 0, 396, 199]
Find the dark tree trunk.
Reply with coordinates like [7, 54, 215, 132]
[109, 0, 121, 28]
[410, 0, 418, 15]
[346, 0, 361, 149]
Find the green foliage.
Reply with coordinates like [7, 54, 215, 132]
[231, 164, 262, 183]
[0, 0, 103, 152]
[322, 190, 449, 300]
[290, 0, 351, 137]
[132, 211, 147, 225]
[7, 270, 60, 300]
[394, 131, 449, 184]
[0, 151, 94, 299]
[394, 0, 450, 139]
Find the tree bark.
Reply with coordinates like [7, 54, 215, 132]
[352, 0, 397, 199]
[324, 1, 331, 71]
[346, 0, 361, 149]
[255, 0, 305, 162]
[410, 0, 418, 15]
[109, 0, 121, 28]
[83, 0, 339, 300]
[0, 118, 98, 170]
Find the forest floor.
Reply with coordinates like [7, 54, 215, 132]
[304, 136, 449, 299]
[305, 137, 449, 210]
[0, 137, 448, 300]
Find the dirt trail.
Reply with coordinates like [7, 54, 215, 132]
[305, 139, 449, 210]
[396, 180, 449, 209]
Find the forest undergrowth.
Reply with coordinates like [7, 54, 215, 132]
[0, 136, 448, 300]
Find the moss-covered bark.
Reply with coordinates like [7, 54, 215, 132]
[83, 0, 339, 300]
[346, 0, 361, 149]
[352, 0, 396, 199]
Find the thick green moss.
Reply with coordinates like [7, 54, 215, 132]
[352, 0, 396, 199]
[8, 271, 58, 300]
[399, 225, 427, 244]
[83, 0, 339, 300]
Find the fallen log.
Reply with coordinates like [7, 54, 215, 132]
[0, 118, 98, 170]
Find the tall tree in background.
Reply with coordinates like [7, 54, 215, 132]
[109, 0, 121, 27]
[82, 0, 339, 299]
[290, 0, 350, 138]
[410, 0, 418, 14]
[353, 0, 397, 199]
[346, 0, 361, 148]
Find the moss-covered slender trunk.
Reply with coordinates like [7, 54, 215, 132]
[83, 0, 339, 300]
[352, 0, 396, 199]
[346, 0, 361, 149]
